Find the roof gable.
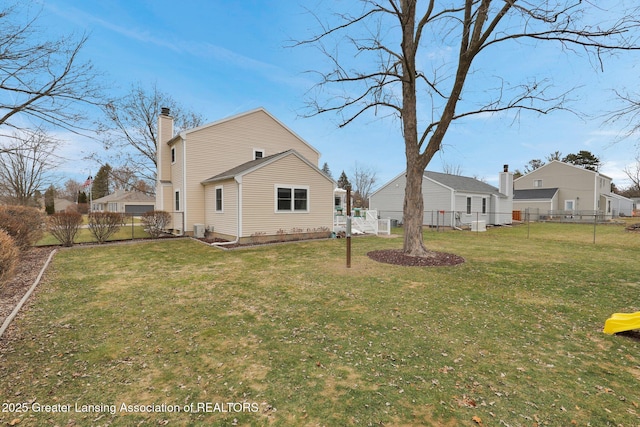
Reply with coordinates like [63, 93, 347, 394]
[175, 108, 320, 157]
[514, 160, 610, 181]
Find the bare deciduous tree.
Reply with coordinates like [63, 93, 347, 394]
[0, 1, 104, 141]
[297, 0, 640, 256]
[0, 129, 62, 205]
[352, 162, 378, 208]
[98, 82, 205, 188]
[623, 155, 640, 196]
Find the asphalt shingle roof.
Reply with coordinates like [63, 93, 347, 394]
[513, 188, 559, 200]
[423, 171, 503, 195]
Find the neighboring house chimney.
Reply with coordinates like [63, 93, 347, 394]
[499, 164, 513, 198]
[157, 107, 174, 183]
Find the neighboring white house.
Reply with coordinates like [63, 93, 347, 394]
[610, 193, 635, 217]
[369, 166, 514, 228]
[91, 190, 156, 215]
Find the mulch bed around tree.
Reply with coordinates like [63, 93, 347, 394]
[0, 247, 55, 329]
[367, 249, 465, 267]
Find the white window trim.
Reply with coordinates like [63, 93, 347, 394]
[171, 146, 176, 164]
[215, 186, 224, 213]
[274, 184, 310, 213]
[253, 148, 265, 160]
[565, 199, 575, 211]
[533, 179, 543, 188]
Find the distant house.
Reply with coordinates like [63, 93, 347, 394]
[369, 166, 514, 228]
[91, 190, 155, 215]
[513, 160, 625, 219]
[53, 198, 75, 213]
[155, 107, 335, 241]
[610, 193, 635, 217]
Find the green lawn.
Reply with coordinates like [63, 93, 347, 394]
[2, 222, 640, 426]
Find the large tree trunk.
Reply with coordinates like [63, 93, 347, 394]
[400, 0, 430, 257]
[403, 160, 429, 257]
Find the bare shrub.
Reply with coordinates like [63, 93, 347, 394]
[88, 212, 124, 243]
[0, 205, 45, 250]
[48, 211, 83, 247]
[0, 230, 19, 286]
[141, 210, 171, 238]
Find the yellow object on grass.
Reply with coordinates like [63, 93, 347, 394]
[603, 311, 640, 335]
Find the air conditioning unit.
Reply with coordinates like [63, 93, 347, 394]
[471, 220, 486, 232]
[193, 224, 205, 238]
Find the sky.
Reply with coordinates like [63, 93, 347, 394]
[30, 0, 640, 190]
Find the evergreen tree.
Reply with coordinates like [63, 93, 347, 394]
[44, 185, 56, 215]
[91, 164, 112, 199]
[337, 170, 351, 190]
[562, 151, 601, 172]
[321, 162, 333, 179]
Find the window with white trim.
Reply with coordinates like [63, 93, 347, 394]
[482, 197, 487, 214]
[276, 186, 308, 212]
[466, 197, 472, 214]
[215, 186, 223, 212]
[254, 149, 264, 160]
[175, 190, 180, 211]
[565, 200, 574, 211]
[171, 147, 176, 164]
[533, 179, 543, 188]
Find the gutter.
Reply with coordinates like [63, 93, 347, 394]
[212, 177, 242, 246]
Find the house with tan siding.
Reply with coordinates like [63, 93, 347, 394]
[513, 160, 618, 219]
[513, 160, 615, 220]
[155, 108, 335, 242]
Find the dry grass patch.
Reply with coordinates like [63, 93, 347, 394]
[1, 225, 640, 425]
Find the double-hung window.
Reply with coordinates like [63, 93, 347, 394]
[276, 186, 308, 212]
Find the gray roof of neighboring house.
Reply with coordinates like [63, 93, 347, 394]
[423, 171, 504, 196]
[513, 188, 559, 200]
[92, 191, 155, 204]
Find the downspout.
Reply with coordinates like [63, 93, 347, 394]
[182, 138, 187, 235]
[212, 176, 242, 246]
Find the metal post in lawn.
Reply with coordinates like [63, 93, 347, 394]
[346, 186, 351, 268]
